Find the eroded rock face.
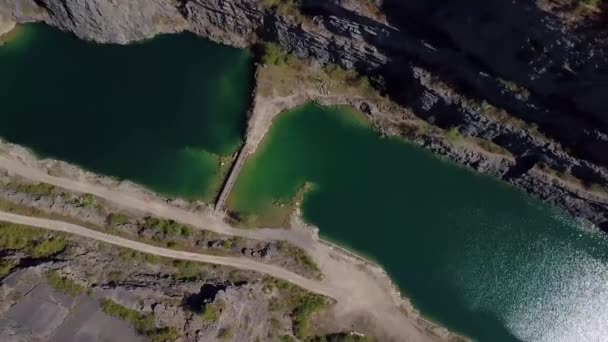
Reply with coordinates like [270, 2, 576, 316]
[0, 0, 607, 228]
[0, 246, 276, 342]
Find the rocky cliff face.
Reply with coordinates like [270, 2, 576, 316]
[1, 0, 607, 229]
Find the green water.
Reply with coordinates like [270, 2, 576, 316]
[0, 24, 253, 200]
[230, 103, 608, 341]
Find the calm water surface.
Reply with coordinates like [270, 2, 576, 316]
[3, 24, 607, 342]
[230, 103, 608, 342]
[0, 24, 253, 200]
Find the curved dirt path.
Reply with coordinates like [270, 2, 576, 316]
[0, 155, 315, 250]
[0, 210, 340, 299]
[0, 210, 438, 341]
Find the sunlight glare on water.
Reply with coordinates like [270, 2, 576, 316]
[456, 210, 608, 341]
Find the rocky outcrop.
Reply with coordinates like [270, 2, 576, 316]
[1, 0, 607, 229]
[0, 238, 281, 342]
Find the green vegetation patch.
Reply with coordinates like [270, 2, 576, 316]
[140, 217, 192, 238]
[119, 249, 162, 265]
[217, 327, 235, 341]
[200, 304, 220, 321]
[256, 42, 386, 104]
[260, 42, 289, 66]
[100, 298, 179, 342]
[536, 163, 608, 195]
[276, 240, 320, 275]
[0, 260, 16, 279]
[71, 193, 98, 209]
[292, 293, 327, 338]
[581, 0, 604, 8]
[101, 298, 155, 333]
[32, 238, 67, 258]
[173, 260, 205, 280]
[108, 270, 125, 283]
[45, 270, 85, 296]
[260, 0, 304, 21]
[106, 213, 130, 228]
[469, 137, 514, 158]
[5, 181, 56, 196]
[0, 221, 67, 258]
[444, 127, 463, 145]
[264, 278, 330, 339]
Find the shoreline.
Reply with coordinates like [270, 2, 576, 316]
[0, 15, 16, 43]
[290, 209, 471, 341]
[0, 138, 463, 341]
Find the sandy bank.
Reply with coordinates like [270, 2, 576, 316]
[0, 14, 15, 39]
[0, 138, 465, 341]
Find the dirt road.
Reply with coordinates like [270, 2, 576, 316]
[0, 209, 441, 341]
[0, 210, 339, 299]
[0, 155, 316, 250]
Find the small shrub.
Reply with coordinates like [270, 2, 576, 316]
[108, 271, 124, 283]
[101, 298, 179, 341]
[107, 213, 130, 227]
[261, 0, 303, 19]
[31, 238, 67, 258]
[6, 181, 56, 196]
[292, 294, 327, 338]
[72, 194, 97, 208]
[218, 327, 235, 341]
[45, 271, 85, 296]
[149, 327, 180, 342]
[582, 0, 603, 8]
[0, 223, 38, 251]
[263, 278, 329, 339]
[472, 138, 513, 157]
[0, 222, 67, 258]
[444, 127, 463, 144]
[119, 250, 161, 265]
[276, 241, 320, 275]
[200, 305, 219, 321]
[261, 42, 289, 66]
[141, 217, 191, 238]
[100, 299, 155, 333]
[0, 261, 15, 278]
[173, 260, 203, 280]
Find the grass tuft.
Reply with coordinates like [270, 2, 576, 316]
[45, 270, 85, 296]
